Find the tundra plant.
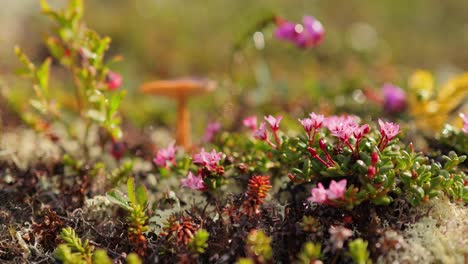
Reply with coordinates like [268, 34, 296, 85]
[15, 0, 125, 158]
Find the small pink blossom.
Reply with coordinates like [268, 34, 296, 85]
[327, 179, 347, 200]
[153, 142, 176, 168]
[378, 119, 400, 140]
[353, 124, 370, 139]
[264, 115, 282, 131]
[329, 226, 353, 249]
[275, 16, 324, 49]
[242, 116, 258, 131]
[181, 171, 205, 190]
[308, 179, 347, 204]
[382, 83, 407, 113]
[299, 118, 314, 133]
[309, 113, 324, 128]
[326, 116, 358, 141]
[202, 122, 221, 143]
[308, 183, 328, 203]
[253, 122, 268, 140]
[460, 113, 468, 134]
[193, 148, 223, 170]
[105, 71, 122, 90]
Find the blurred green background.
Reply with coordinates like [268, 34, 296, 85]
[1, 0, 467, 138]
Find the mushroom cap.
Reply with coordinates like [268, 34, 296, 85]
[140, 79, 216, 98]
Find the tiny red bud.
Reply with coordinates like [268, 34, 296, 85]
[106, 71, 122, 90]
[319, 138, 327, 150]
[367, 166, 376, 179]
[343, 215, 353, 224]
[308, 147, 318, 156]
[371, 151, 379, 165]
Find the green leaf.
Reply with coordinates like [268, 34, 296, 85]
[37, 58, 51, 96]
[126, 253, 142, 264]
[106, 190, 131, 210]
[93, 249, 112, 264]
[135, 185, 148, 207]
[127, 177, 136, 206]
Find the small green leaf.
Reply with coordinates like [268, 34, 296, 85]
[106, 190, 131, 210]
[127, 177, 136, 206]
[93, 249, 112, 264]
[135, 185, 147, 207]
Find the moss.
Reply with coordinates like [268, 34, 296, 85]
[379, 197, 468, 264]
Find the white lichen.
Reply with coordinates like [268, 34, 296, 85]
[378, 197, 468, 264]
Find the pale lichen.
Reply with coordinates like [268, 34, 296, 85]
[378, 197, 468, 264]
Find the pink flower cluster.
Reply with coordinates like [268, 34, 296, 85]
[153, 142, 176, 168]
[275, 16, 324, 49]
[193, 148, 223, 171]
[299, 112, 324, 144]
[202, 122, 221, 143]
[308, 179, 347, 204]
[378, 119, 400, 150]
[242, 116, 257, 131]
[181, 171, 205, 190]
[460, 113, 468, 135]
[244, 115, 283, 148]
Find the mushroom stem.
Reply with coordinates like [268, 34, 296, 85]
[176, 96, 190, 149]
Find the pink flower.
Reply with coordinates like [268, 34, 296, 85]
[264, 115, 282, 131]
[353, 124, 370, 140]
[309, 113, 324, 128]
[329, 226, 353, 249]
[153, 142, 176, 168]
[181, 172, 205, 190]
[253, 123, 268, 140]
[275, 16, 324, 49]
[382, 83, 407, 113]
[308, 179, 347, 204]
[460, 113, 468, 134]
[299, 117, 314, 133]
[242, 116, 258, 131]
[308, 183, 328, 203]
[326, 116, 358, 141]
[105, 71, 122, 90]
[202, 122, 221, 143]
[193, 148, 223, 170]
[378, 119, 400, 140]
[327, 179, 347, 200]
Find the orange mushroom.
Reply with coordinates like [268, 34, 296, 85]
[140, 79, 216, 149]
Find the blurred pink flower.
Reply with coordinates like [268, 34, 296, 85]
[299, 117, 314, 133]
[254, 122, 268, 140]
[308, 179, 347, 204]
[106, 71, 122, 90]
[329, 226, 353, 249]
[309, 113, 325, 128]
[275, 16, 324, 48]
[193, 148, 223, 170]
[327, 179, 347, 200]
[326, 116, 358, 141]
[353, 124, 370, 140]
[378, 119, 400, 140]
[181, 171, 204, 190]
[202, 122, 221, 143]
[153, 142, 176, 168]
[242, 116, 258, 131]
[382, 83, 407, 113]
[460, 113, 468, 134]
[308, 183, 328, 203]
[264, 115, 282, 131]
